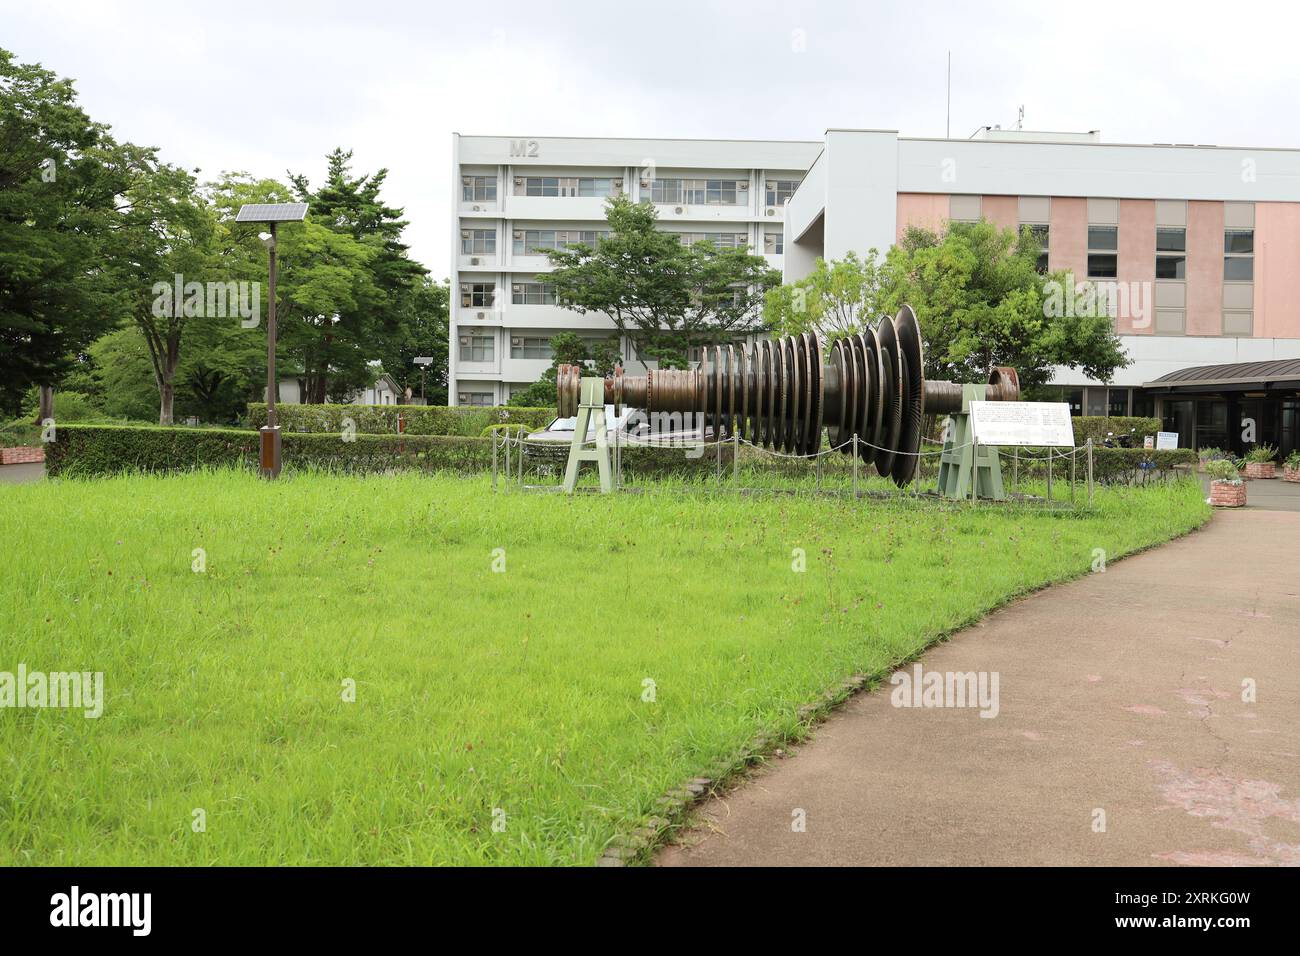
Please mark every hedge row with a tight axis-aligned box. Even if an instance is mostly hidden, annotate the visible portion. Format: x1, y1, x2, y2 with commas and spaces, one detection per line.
1070, 416, 1162, 444
44, 424, 724, 479
1013, 447, 1195, 484
244, 403, 556, 437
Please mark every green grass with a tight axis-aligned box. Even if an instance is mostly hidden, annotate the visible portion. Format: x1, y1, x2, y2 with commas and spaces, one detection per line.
0, 470, 1209, 865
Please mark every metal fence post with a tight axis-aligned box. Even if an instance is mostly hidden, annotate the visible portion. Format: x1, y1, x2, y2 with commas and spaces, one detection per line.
1047, 451, 1053, 502
503, 430, 511, 492
1087, 438, 1094, 507
852, 434, 859, 499
732, 432, 739, 490
492, 430, 499, 492
815, 446, 823, 493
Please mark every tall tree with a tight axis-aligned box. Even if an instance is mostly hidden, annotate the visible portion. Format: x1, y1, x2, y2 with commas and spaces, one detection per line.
765, 220, 1129, 392
373, 275, 450, 404
545, 196, 779, 368
0, 48, 138, 418
287, 149, 427, 401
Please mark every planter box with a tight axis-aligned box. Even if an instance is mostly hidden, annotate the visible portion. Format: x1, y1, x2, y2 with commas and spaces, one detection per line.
1210, 480, 1247, 507
1244, 461, 1276, 479
1, 446, 44, 465
1284, 465, 1300, 483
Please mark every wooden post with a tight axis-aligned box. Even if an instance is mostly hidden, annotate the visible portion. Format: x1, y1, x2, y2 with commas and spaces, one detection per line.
1047, 451, 1053, 502
1070, 445, 1077, 505
503, 429, 511, 492
816, 446, 823, 493
492, 430, 499, 491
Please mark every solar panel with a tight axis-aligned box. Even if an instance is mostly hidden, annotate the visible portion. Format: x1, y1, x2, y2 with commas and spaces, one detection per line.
236, 202, 309, 223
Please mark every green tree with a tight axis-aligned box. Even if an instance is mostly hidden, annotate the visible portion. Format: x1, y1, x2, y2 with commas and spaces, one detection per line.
0, 48, 138, 418
288, 149, 427, 402
545, 196, 779, 367
373, 276, 450, 404
506, 332, 619, 408
764, 220, 1129, 392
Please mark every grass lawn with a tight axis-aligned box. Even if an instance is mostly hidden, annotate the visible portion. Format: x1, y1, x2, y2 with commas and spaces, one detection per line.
0, 470, 1209, 865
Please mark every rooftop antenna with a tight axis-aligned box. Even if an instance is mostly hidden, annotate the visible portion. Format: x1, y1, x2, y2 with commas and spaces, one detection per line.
946, 51, 951, 137
1016, 105, 1024, 130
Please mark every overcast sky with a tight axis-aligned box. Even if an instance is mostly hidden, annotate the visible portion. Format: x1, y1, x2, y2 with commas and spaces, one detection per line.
6, 0, 1300, 274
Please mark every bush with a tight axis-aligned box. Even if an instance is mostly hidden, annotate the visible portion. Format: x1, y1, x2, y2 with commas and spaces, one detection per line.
1286, 450, 1300, 469
245, 403, 556, 437
1197, 446, 1229, 462
1013, 446, 1195, 484
1244, 443, 1278, 464
44, 423, 726, 480
1071, 416, 1161, 446
45, 424, 494, 478
1206, 458, 1240, 482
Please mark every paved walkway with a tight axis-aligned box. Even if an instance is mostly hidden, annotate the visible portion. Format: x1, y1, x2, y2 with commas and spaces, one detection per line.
0, 462, 43, 485
658, 509, 1300, 866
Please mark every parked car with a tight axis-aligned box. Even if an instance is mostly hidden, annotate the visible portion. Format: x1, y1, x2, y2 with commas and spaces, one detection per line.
522, 408, 717, 464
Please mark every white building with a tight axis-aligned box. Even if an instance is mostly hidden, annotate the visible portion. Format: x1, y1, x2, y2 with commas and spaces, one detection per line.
448, 134, 822, 406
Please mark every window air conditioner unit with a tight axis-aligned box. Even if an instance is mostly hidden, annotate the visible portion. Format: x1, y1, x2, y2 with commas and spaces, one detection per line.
470, 257, 480, 265
461, 230, 470, 238
476, 311, 486, 320
462, 177, 471, 185
766, 208, 776, 216
674, 207, 684, 214
639, 180, 650, 188
512, 284, 523, 293
513, 231, 524, 239
511, 337, 522, 346
612, 180, 622, 188
738, 182, 748, 190
514, 177, 524, 186
459, 336, 470, 345
472, 205, 481, 212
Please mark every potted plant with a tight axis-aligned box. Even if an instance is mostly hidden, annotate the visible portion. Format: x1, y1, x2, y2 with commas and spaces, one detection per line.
1242, 443, 1278, 479
1207, 458, 1246, 507
1284, 450, 1300, 483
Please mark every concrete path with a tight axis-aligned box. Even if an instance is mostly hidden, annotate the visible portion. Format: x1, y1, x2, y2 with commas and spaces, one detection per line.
658, 510, 1300, 867
0, 463, 43, 485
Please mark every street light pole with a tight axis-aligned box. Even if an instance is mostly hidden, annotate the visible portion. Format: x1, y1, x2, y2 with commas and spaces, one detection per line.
266, 221, 277, 431
237, 202, 307, 480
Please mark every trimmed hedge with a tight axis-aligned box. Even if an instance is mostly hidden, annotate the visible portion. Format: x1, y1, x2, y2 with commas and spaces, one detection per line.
45, 424, 493, 477
245, 403, 555, 437
44, 424, 727, 479
1071, 416, 1161, 445
1013, 446, 1195, 484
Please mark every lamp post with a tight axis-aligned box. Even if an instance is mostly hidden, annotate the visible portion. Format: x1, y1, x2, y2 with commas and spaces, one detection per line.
236, 202, 308, 479
414, 356, 434, 404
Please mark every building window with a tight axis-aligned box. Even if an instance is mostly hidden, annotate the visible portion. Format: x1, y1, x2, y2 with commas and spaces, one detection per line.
1087, 225, 1118, 278
644, 178, 745, 205
458, 334, 493, 363
1224, 229, 1254, 280
763, 229, 784, 255
511, 279, 556, 305
461, 228, 496, 255
462, 175, 497, 202
949, 195, 982, 222
460, 283, 495, 308
1066, 389, 1084, 416
1026, 224, 1049, 273
673, 232, 749, 250
457, 391, 494, 407
1155, 227, 1186, 279
520, 176, 620, 198
1132, 391, 1155, 418
510, 335, 552, 360
1107, 388, 1129, 417
512, 229, 607, 254
765, 179, 798, 207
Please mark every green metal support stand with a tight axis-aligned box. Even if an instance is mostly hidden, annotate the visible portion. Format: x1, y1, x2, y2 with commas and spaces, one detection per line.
562, 377, 612, 494
935, 383, 1007, 501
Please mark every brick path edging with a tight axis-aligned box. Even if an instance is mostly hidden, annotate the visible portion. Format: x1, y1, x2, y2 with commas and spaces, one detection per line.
1, 446, 44, 465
